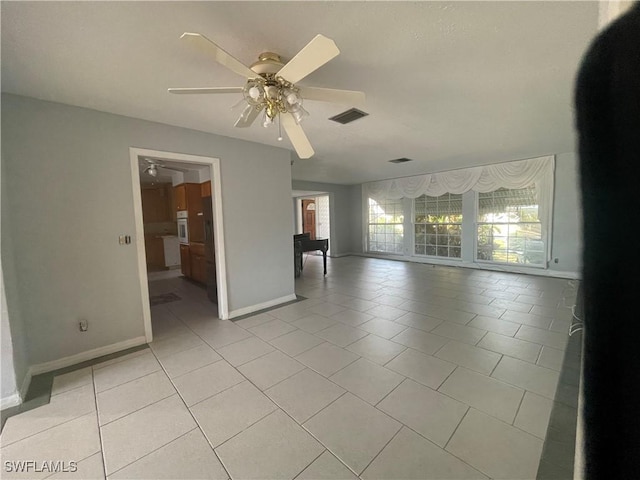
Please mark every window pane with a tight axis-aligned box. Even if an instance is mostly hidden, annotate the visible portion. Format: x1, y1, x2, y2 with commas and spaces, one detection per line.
368, 197, 404, 254
414, 193, 462, 259
476, 185, 544, 266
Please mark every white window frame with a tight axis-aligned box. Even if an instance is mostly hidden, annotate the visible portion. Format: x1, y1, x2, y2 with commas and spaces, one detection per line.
366, 197, 405, 255
412, 193, 463, 260
474, 187, 546, 269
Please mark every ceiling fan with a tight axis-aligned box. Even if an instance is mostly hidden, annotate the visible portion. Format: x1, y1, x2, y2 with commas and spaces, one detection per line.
168, 33, 365, 159
141, 158, 186, 177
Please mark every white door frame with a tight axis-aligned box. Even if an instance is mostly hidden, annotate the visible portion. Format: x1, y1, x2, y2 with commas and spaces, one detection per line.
129, 147, 229, 343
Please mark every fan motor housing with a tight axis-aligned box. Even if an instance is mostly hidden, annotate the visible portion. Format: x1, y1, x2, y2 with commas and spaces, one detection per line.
250, 52, 285, 76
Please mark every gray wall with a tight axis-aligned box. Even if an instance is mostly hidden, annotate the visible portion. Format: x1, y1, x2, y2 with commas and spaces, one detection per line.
1, 265, 17, 401
349, 184, 363, 253
1, 190, 29, 401
291, 180, 360, 255
549, 152, 582, 274
1, 94, 294, 375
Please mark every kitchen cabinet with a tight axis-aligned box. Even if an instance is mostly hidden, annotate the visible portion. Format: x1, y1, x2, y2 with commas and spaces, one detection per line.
201, 181, 212, 197
189, 243, 206, 284
141, 184, 172, 223
180, 244, 191, 277
175, 184, 187, 211
174, 183, 205, 243
144, 235, 165, 269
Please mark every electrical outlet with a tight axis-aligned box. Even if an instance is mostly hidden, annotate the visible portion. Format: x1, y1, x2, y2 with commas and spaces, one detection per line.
79, 320, 88, 332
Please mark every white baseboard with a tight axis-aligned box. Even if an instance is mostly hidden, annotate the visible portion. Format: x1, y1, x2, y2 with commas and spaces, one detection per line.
229, 294, 298, 319
354, 252, 581, 280
19, 369, 32, 402
1, 392, 21, 410
327, 252, 350, 258
28, 336, 148, 376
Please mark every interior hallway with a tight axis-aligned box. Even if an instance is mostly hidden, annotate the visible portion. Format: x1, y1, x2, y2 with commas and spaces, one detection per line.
0, 255, 578, 479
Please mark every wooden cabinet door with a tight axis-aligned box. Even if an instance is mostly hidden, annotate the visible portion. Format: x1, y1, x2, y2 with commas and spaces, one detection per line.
187, 184, 204, 243
201, 181, 212, 197
175, 184, 187, 211
180, 244, 191, 277
190, 254, 206, 284
141, 186, 171, 223
144, 236, 165, 268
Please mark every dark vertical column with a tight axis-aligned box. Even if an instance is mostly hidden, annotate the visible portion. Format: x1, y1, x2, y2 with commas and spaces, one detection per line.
575, 5, 640, 478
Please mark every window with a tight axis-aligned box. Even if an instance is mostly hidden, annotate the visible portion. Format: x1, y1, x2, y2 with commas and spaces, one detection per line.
414, 193, 463, 258
477, 186, 544, 266
367, 197, 404, 254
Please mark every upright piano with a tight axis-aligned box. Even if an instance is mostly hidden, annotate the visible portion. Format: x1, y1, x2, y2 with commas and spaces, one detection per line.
294, 233, 329, 277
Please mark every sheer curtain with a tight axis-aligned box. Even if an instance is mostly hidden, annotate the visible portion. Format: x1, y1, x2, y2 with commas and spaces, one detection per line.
363, 155, 555, 263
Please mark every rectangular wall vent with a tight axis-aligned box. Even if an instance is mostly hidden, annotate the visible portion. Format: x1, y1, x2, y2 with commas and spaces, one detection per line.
329, 108, 369, 124
389, 158, 414, 164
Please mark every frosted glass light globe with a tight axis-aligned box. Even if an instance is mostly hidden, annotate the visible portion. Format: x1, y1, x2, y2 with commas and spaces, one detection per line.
286, 93, 299, 105
248, 86, 261, 100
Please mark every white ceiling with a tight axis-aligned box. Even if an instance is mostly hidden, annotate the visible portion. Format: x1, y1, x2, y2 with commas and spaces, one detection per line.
1, 1, 598, 185
138, 157, 209, 183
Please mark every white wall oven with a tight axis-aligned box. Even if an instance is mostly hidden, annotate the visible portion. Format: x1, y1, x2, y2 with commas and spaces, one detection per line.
177, 210, 189, 245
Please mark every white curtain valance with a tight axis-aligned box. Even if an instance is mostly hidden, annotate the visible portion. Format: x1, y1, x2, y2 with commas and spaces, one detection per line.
364, 155, 554, 200
364, 155, 556, 264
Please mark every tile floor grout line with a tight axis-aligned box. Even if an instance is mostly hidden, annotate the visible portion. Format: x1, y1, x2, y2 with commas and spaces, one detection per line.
92, 368, 109, 480
106, 426, 200, 478
97, 390, 178, 429
488, 353, 504, 377
146, 344, 234, 480
373, 376, 408, 408
291, 448, 329, 480
296, 390, 349, 428
357, 422, 404, 476
0, 402, 98, 449
94, 365, 164, 396
442, 405, 471, 451
221, 344, 277, 369
511, 389, 528, 427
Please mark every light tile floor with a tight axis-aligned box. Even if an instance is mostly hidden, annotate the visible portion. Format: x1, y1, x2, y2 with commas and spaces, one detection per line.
0, 255, 578, 479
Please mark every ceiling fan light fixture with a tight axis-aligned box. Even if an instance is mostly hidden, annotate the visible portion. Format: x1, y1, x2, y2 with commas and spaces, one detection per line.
291, 105, 309, 125
248, 86, 262, 100
147, 165, 158, 177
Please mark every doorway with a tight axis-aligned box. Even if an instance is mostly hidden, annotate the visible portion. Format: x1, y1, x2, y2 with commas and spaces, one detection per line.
294, 193, 331, 255
129, 148, 229, 343
302, 199, 316, 240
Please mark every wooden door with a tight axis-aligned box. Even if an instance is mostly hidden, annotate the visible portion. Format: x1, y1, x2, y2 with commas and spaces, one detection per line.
302, 199, 316, 240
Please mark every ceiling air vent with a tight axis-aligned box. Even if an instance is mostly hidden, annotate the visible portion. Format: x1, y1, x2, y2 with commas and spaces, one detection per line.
329, 108, 369, 124
389, 158, 414, 164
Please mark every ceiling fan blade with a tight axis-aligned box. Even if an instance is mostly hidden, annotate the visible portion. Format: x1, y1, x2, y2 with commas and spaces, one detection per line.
168, 87, 244, 95
281, 113, 314, 159
180, 32, 256, 79
276, 34, 340, 84
234, 105, 260, 128
301, 87, 365, 107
